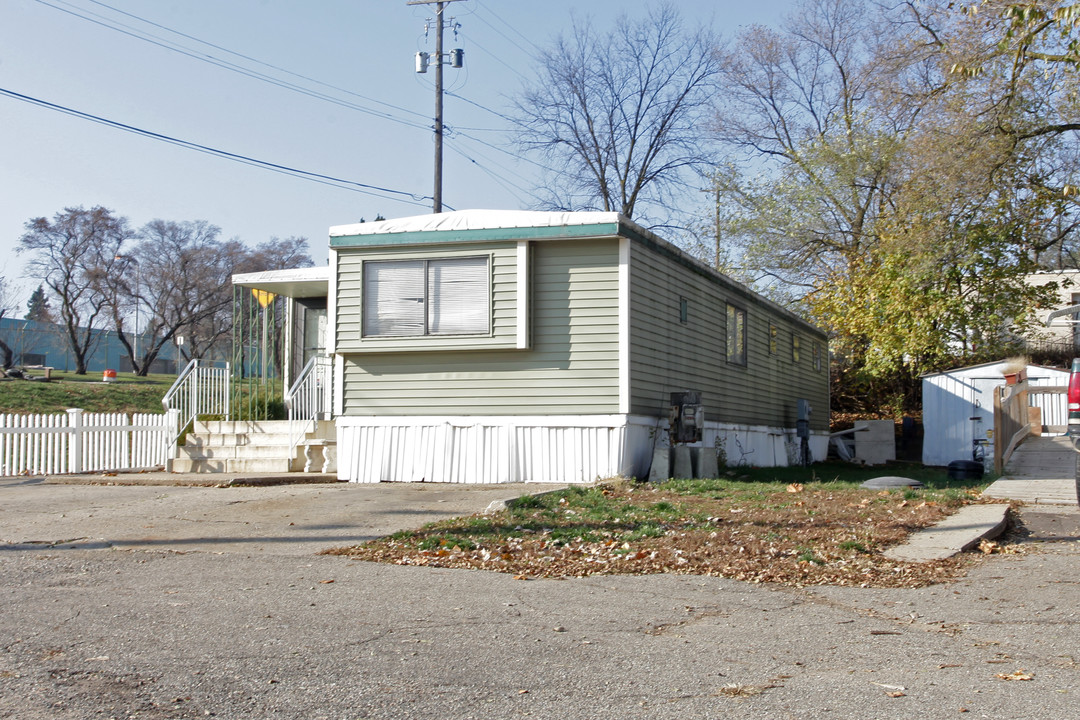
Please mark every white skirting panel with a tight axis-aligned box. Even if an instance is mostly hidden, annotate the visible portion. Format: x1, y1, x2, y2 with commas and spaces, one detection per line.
704, 422, 828, 468
336, 415, 824, 484
337, 415, 660, 484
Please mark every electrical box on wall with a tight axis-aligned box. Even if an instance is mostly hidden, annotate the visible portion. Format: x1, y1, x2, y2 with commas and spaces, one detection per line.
669, 391, 704, 444
797, 398, 812, 438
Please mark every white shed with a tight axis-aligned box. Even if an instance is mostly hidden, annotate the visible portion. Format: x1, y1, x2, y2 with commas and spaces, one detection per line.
922, 361, 1068, 467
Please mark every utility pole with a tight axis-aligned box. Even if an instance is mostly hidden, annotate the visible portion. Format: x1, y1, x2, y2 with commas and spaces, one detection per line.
408, 0, 465, 213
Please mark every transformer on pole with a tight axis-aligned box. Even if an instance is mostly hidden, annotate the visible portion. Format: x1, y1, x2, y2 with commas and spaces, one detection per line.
407, 0, 466, 213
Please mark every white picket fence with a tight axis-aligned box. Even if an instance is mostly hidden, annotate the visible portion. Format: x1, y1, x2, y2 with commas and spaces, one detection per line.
0, 408, 178, 477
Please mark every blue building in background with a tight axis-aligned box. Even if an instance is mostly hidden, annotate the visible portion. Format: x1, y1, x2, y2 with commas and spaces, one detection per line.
0, 318, 179, 374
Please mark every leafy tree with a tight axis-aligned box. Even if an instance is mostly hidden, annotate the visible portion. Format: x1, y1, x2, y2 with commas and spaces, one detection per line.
18, 206, 134, 375
512, 3, 721, 223
710, 0, 1072, 411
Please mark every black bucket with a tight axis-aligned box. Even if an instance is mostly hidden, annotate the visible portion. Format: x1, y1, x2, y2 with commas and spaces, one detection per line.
947, 459, 984, 481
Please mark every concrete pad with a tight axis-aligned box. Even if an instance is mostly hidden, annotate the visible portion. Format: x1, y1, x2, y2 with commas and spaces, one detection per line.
883, 504, 1009, 562
860, 476, 924, 489
43, 471, 339, 487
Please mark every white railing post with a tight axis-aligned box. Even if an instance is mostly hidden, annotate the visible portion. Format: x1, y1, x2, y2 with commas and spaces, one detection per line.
66, 408, 83, 474
223, 362, 231, 419
284, 354, 334, 467
165, 408, 180, 472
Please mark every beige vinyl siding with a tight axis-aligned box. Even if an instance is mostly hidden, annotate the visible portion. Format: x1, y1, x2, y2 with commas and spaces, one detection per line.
335, 242, 519, 352
342, 238, 621, 416
628, 241, 830, 431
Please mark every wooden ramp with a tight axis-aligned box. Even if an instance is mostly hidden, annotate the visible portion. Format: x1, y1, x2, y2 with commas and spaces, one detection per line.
983, 435, 1077, 506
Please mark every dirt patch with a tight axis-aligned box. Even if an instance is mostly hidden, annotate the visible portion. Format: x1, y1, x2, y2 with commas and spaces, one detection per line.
325, 479, 1000, 588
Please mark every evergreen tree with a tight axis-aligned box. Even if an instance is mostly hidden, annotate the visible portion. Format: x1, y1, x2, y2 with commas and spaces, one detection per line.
24, 284, 53, 323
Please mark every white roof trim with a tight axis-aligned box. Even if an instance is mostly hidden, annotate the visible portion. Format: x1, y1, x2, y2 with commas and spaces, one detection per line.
232, 265, 330, 298
329, 209, 622, 237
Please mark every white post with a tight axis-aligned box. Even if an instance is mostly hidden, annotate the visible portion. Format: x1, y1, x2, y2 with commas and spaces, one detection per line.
66, 408, 83, 474
165, 408, 180, 472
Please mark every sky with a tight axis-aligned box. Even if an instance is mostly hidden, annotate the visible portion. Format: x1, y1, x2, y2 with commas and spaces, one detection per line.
1, 0, 793, 307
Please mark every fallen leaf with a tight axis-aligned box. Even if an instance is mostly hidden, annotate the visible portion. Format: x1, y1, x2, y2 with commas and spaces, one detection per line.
996, 670, 1033, 681
319, 579, 335, 584
886, 691, 906, 698
787, 483, 804, 493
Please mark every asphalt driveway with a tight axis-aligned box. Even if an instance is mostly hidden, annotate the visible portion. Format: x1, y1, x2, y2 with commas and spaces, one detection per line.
2, 477, 1079, 719
0, 476, 562, 555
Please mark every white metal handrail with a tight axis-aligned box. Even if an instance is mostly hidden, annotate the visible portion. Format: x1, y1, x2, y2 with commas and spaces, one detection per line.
161, 359, 231, 460
284, 354, 333, 460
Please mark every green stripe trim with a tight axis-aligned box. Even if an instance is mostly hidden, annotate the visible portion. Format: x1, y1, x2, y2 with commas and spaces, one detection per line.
330, 222, 621, 248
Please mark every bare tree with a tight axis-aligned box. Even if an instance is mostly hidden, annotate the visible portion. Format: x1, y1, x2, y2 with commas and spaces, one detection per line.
106, 220, 238, 375
0, 276, 15, 371
176, 235, 314, 365
18, 206, 134, 375
512, 3, 721, 222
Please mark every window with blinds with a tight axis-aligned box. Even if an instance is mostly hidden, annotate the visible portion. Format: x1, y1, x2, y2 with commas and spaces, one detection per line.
726, 303, 747, 366
362, 256, 490, 337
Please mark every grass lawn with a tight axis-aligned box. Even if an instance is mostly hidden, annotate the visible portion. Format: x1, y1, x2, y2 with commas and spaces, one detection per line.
0, 371, 176, 415
325, 462, 1009, 588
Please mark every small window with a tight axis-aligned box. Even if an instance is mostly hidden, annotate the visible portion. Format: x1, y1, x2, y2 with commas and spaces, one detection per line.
792, 334, 801, 363
769, 324, 778, 355
679, 297, 688, 324
363, 256, 490, 337
726, 303, 747, 366
813, 342, 822, 371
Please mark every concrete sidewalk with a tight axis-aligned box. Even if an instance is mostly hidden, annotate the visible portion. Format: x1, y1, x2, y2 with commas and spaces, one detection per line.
883, 503, 1010, 562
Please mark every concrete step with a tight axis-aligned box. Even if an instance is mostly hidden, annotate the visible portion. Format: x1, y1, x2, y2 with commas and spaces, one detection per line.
194, 420, 297, 435
177, 444, 299, 461
184, 432, 294, 448
171, 457, 295, 474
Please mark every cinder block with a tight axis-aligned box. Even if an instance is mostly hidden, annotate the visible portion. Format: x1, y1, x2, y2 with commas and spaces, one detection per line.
694, 447, 719, 478
648, 447, 670, 482
672, 446, 693, 479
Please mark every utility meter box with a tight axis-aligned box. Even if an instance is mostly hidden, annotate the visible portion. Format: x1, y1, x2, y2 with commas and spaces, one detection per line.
797, 399, 812, 439
669, 391, 704, 444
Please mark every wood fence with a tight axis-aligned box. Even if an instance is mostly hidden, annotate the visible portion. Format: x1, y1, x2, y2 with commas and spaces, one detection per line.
0, 408, 178, 477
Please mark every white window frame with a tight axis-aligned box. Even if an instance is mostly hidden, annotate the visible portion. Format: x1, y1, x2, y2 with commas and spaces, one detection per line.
362, 256, 491, 338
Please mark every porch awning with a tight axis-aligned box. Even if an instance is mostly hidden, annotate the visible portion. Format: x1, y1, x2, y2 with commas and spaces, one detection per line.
232, 266, 329, 299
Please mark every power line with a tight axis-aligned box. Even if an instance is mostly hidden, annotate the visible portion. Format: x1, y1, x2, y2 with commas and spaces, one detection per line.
82, 0, 431, 121
0, 86, 433, 207
473, 1, 542, 54
34, 0, 432, 131
450, 123, 558, 175
458, 31, 531, 84
444, 138, 533, 202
